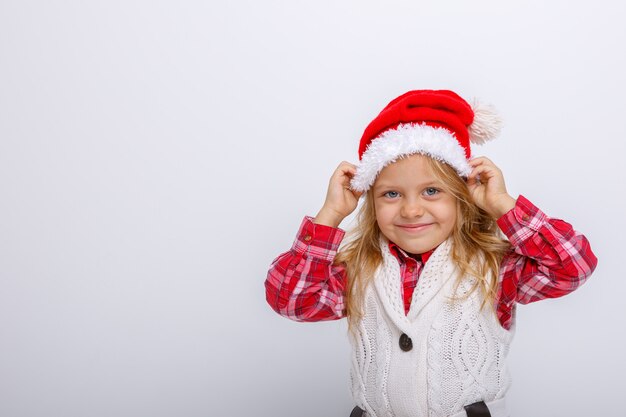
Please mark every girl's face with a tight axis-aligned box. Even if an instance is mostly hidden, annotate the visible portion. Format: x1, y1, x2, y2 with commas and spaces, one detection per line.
372, 154, 457, 255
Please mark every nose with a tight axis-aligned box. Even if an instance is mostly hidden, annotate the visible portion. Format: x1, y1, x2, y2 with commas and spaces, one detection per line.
400, 197, 424, 218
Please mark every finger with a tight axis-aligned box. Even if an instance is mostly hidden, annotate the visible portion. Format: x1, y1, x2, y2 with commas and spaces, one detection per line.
338, 169, 357, 186
468, 156, 486, 167
470, 161, 500, 177
340, 174, 353, 190
332, 167, 356, 183
468, 165, 489, 181
466, 176, 479, 188
337, 163, 357, 177
467, 175, 485, 189
467, 166, 496, 185
468, 156, 494, 167
338, 161, 358, 171
349, 188, 364, 199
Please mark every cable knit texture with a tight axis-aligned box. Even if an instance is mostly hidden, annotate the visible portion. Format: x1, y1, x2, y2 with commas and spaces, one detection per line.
350, 237, 513, 417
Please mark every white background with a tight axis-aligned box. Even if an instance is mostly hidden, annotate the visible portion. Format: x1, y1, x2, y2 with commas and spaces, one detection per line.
1, 1, 624, 416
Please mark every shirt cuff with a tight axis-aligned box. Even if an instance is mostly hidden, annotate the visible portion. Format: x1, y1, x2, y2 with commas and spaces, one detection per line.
497, 195, 548, 246
291, 216, 346, 262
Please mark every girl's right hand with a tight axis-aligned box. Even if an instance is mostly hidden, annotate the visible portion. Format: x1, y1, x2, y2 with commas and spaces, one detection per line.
313, 161, 363, 228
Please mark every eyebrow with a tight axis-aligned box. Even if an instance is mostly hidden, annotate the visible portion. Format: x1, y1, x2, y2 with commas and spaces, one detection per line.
373, 180, 442, 191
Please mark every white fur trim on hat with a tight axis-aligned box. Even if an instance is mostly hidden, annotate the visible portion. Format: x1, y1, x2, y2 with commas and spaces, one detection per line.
350, 123, 472, 192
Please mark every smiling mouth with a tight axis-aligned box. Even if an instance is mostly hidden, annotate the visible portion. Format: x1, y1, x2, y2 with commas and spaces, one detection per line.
396, 223, 433, 232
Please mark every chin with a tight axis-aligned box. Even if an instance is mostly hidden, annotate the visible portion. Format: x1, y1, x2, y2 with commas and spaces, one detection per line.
399, 238, 444, 255
398, 243, 433, 255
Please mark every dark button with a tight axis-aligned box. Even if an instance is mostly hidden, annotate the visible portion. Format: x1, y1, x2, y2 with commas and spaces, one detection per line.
399, 333, 413, 351
349, 406, 365, 417
464, 400, 491, 417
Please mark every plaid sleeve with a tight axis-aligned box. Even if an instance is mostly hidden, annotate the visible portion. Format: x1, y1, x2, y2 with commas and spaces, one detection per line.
265, 216, 348, 322
496, 195, 598, 327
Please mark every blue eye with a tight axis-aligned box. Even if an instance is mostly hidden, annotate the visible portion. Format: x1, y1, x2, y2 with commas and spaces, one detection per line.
384, 191, 400, 198
423, 187, 439, 196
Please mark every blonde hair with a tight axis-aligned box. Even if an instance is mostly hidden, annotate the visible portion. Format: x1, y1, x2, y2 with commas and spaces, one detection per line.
335, 156, 512, 332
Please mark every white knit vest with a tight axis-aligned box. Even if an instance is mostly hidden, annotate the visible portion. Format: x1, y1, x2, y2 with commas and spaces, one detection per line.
349, 237, 514, 417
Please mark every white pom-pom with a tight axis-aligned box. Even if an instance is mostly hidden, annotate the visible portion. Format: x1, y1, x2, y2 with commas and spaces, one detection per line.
468, 100, 502, 144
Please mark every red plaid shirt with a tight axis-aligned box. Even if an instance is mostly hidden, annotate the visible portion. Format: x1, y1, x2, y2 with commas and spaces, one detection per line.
265, 195, 597, 329
388, 243, 434, 315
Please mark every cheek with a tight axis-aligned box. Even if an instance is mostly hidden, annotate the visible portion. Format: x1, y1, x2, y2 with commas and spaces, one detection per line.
436, 200, 457, 226
374, 204, 394, 224
445, 208, 458, 229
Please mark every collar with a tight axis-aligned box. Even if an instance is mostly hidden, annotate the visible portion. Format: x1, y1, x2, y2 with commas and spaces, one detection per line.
388, 241, 436, 264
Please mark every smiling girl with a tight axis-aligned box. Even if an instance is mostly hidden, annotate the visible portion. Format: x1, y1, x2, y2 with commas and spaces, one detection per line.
265, 90, 597, 417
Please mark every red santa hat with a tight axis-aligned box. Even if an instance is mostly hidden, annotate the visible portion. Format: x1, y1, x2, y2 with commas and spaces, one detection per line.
350, 89, 502, 192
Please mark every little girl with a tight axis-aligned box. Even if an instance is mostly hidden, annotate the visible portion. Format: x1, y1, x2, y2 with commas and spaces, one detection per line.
265, 90, 597, 417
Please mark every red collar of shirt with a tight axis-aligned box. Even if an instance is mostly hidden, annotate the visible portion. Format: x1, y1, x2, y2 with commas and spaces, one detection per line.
388, 241, 435, 264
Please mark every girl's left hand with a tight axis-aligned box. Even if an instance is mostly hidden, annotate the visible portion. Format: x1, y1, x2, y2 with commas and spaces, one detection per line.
467, 156, 517, 219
